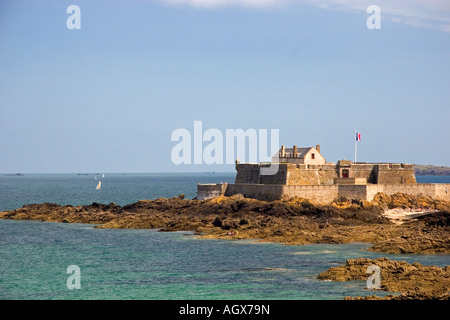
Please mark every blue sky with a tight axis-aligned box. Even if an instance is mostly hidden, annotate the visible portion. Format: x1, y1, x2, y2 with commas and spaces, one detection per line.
0, 0, 449, 173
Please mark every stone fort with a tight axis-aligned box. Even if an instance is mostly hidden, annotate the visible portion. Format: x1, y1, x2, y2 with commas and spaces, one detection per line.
197, 144, 450, 203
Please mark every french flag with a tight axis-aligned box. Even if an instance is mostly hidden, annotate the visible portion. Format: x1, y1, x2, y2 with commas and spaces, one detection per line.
356, 131, 361, 141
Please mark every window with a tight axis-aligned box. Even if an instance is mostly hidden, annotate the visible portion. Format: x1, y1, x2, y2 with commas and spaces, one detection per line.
311, 153, 315, 159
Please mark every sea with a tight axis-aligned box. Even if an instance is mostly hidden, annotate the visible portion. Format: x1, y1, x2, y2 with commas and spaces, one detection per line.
0, 173, 449, 300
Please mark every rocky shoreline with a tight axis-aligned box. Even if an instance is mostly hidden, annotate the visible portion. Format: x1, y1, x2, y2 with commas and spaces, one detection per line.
1, 192, 449, 299
1, 192, 448, 254
317, 258, 450, 300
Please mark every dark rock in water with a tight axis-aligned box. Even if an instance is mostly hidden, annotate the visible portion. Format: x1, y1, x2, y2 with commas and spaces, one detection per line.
318, 258, 450, 300
107, 202, 120, 210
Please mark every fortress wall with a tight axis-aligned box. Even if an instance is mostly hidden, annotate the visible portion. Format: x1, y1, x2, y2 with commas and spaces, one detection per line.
235, 163, 289, 184
378, 184, 450, 201
317, 168, 338, 185
365, 185, 385, 202
287, 167, 336, 185
224, 184, 339, 203
260, 164, 289, 184
281, 185, 339, 203
224, 184, 284, 202
337, 185, 369, 201
287, 169, 320, 185
350, 165, 376, 183
346, 164, 416, 184
197, 184, 228, 200
208, 183, 450, 203
402, 164, 414, 170
235, 164, 261, 184
235, 162, 417, 186
376, 167, 417, 184
307, 164, 336, 170
435, 184, 450, 201
380, 184, 435, 196
353, 164, 376, 170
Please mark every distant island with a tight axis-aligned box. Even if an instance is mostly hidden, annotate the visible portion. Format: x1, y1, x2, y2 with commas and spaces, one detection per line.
4, 173, 24, 176
414, 164, 450, 176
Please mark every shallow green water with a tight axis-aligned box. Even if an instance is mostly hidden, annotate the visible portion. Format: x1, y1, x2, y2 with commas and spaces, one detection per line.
1, 173, 448, 300
1, 220, 449, 300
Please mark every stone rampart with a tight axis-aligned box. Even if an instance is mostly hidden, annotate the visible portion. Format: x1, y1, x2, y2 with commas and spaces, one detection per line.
197, 183, 228, 200
200, 183, 450, 203
224, 184, 284, 202
235, 162, 416, 186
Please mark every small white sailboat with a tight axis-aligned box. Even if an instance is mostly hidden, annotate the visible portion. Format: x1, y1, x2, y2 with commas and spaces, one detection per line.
96, 181, 102, 190
102, 174, 105, 178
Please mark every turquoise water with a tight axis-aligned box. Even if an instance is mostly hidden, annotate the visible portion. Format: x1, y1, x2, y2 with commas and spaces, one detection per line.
0, 174, 449, 300
1, 219, 448, 300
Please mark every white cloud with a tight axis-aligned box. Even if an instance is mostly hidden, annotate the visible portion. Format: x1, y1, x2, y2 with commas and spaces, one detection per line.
306, 0, 450, 33
160, 0, 450, 33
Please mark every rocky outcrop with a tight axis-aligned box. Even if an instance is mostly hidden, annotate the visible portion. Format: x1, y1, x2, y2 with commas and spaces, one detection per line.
2, 194, 449, 300
317, 258, 450, 300
0, 194, 449, 254
371, 192, 450, 211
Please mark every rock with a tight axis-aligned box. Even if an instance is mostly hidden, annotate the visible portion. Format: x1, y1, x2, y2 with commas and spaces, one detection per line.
212, 217, 222, 228
239, 219, 249, 225
317, 258, 450, 300
0, 197, 448, 254
2, 195, 448, 300
372, 192, 450, 211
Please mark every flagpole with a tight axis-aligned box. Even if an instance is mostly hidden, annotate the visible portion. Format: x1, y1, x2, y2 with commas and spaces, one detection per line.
354, 131, 357, 164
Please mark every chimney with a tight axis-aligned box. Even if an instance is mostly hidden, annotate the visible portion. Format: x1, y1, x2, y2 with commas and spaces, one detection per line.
293, 145, 298, 158
315, 144, 321, 154
280, 145, 285, 157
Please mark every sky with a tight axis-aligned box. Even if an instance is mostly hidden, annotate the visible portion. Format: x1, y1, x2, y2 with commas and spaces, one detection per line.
0, 0, 449, 173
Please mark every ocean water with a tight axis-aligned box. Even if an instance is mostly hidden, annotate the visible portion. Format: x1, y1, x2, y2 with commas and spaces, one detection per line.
416, 176, 450, 184
0, 174, 449, 300
1, 220, 449, 300
0, 173, 236, 212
